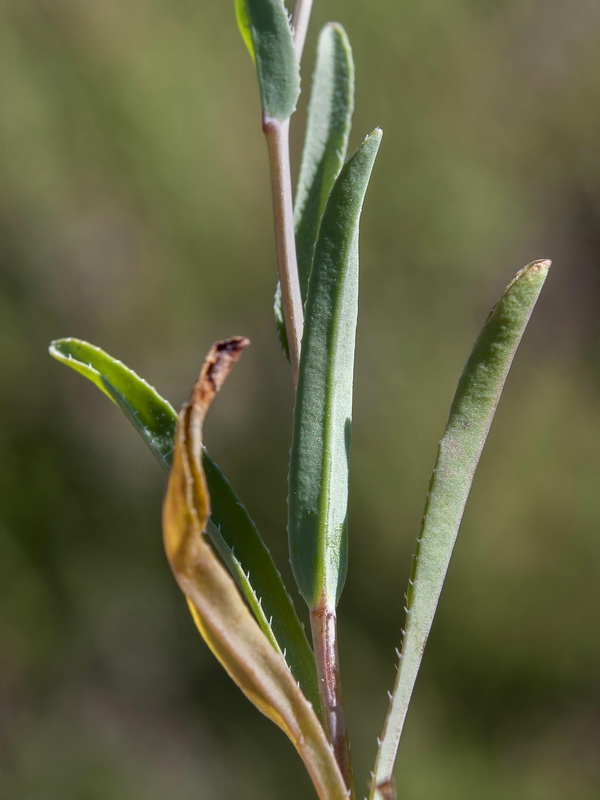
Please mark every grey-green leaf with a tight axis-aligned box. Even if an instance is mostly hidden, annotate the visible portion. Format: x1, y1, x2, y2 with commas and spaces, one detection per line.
295, 23, 354, 300
288, 129, 382, 611
49, 338, 318, 707
235, 0, 300, 121
370, 259, 551, 796
275, 23, 355, 355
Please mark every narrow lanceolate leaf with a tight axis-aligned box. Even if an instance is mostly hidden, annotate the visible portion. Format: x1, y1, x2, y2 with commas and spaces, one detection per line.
288, 130, 382, 610
370, 260, 551, 799
275, 23, 355, 354
295, 23, 354, 299
235, 0, 300, 121
163, 339, 348, 800
49, 338, 318, 707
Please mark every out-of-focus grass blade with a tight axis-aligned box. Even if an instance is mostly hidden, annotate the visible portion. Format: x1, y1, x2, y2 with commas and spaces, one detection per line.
235, 0, 300, 122
49, 337, 318, 707
370, 260, 551, 799
163, 339, 348, 800
288, 129, 382, 611
275, 23, 354, 355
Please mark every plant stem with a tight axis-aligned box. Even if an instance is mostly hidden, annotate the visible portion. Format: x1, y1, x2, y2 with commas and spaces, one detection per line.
263, 116, 303, 385
288, 6, 353, 789
262, 0, 314, 388
310, 605, 355, 799
291, 0, 313, 61
268, 1, 353, 791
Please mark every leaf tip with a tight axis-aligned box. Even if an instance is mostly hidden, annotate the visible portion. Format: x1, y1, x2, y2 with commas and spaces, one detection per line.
364, 127, 383, 148
324, 20, 348, 38
48, 338, 73, 362
508, 258, 551, 291
191, 336, 250, 414
523, 258, 551, 276
235, 0, 256, 63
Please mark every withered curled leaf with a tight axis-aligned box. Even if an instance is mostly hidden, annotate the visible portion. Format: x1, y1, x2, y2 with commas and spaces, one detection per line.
162, 338, 348, 800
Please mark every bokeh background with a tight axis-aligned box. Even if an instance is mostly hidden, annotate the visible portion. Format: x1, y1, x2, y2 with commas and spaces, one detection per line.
1, 1, 599, 798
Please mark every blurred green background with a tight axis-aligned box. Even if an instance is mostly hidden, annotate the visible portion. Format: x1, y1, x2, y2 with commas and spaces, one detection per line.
1, 1, 599, 798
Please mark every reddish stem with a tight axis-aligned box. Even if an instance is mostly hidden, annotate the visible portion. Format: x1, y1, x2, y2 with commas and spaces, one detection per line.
310, 605, 355, 798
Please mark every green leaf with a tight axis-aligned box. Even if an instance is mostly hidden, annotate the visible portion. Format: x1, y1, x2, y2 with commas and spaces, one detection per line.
163, 339, 348, 800
288, 129, 382, 610
370, 259, 551, 797
49, 337, 318, 707
202, 456, 319, 708
295, 23, 354, 300
50, 338, 176, 470
235, 0, 300, 121
275, 23, 355, 354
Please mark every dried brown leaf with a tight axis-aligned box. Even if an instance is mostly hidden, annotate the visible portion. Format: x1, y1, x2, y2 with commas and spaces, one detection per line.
162, 338, 348, 800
